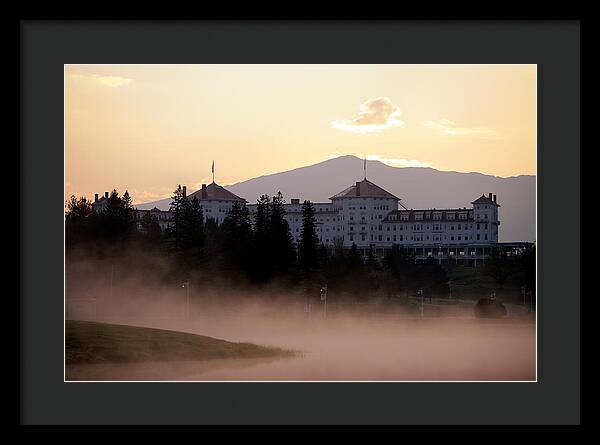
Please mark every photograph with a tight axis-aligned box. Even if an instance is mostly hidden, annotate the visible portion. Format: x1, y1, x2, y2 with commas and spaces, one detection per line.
64, 63, 537, 382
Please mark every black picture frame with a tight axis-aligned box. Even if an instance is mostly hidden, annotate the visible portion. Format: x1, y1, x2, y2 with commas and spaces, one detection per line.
20, 20, 580, 425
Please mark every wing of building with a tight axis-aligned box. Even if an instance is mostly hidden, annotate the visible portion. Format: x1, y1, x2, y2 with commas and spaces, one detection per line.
96, 176, 516, 263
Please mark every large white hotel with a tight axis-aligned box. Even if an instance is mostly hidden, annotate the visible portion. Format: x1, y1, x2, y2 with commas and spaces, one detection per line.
94, 176, 510, 264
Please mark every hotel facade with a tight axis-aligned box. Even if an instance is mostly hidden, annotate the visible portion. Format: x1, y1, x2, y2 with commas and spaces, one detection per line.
94, 177, 518, 264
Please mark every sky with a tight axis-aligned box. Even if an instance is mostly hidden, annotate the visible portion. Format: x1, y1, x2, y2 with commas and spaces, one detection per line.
65, 64, 536, 204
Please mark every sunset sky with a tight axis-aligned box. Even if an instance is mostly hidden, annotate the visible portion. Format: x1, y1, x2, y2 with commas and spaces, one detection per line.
65, 64, 536, 204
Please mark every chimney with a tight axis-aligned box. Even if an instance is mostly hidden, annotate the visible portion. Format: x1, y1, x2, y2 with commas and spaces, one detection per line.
182, 186, 187, 198
356, 182, 361, 196
201, 184, 207, 199
493, 194, 497, 203
488, 193, 492, 200
94, 193, 99, 202
104, 191, 109, 199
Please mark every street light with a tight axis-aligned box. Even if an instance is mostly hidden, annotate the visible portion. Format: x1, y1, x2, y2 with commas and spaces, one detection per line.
182, 280, 190, 321
320, 284, 328, 319
418, 288, 424, 318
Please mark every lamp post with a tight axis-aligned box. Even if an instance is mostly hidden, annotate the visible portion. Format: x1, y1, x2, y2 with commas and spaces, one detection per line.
418, 288, 424, 318
182, 280, 190, 321
320, 284, 328, 319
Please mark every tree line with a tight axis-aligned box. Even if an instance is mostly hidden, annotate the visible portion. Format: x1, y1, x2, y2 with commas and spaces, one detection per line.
65, 186, 534, 303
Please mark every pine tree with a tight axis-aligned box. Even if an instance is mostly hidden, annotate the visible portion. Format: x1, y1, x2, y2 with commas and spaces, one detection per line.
270, 191, 295, 274
180, 196, 205, 250
99, 189, 133, 242
252, 194, 272, 280
141, 212, 162, 241
120, 190, 135, 234
65, 195, 93, 220
222, 200, 253, 273
65, 195, 93, 247
168, 184, 185, 250
298, 200, 319, 273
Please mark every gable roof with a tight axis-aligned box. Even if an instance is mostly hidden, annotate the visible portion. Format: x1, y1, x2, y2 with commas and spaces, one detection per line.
330, 179, 400, 201
187, 182, 245, 202
471, 194, 500, 207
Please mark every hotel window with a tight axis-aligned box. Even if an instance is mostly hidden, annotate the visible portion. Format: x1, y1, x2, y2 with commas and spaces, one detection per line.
378, 235, 382, 241
485, 234, 488, 240
361, 234, 365, 241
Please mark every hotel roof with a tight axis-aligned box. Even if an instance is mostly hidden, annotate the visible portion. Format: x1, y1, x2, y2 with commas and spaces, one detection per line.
471, 194, 500, 207
329, 179, 400, 201
187, 182, 245, 202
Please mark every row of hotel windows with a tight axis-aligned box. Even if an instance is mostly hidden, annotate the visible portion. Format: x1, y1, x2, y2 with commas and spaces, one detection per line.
347, 233, 489, 242
293, 223, 490, 233
389, 212, 471, 221
349, 214, 385, 221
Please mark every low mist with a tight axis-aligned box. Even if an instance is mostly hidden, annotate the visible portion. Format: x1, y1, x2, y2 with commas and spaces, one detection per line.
65, 248, 535, 381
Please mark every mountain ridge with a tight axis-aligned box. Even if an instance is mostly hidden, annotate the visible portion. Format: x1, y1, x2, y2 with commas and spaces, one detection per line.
136, 155, 535, 242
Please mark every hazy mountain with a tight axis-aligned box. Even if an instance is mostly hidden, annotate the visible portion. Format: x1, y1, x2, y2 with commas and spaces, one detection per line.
137, 155, 535, 242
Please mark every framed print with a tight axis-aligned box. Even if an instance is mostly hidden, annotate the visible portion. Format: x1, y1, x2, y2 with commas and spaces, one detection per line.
21, 20, 580, 425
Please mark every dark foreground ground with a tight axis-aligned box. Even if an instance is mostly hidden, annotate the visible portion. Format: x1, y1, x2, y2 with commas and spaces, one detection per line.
66, 320, 295, 370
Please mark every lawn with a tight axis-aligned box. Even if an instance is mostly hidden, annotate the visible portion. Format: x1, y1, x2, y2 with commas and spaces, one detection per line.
66, 320, 296, 364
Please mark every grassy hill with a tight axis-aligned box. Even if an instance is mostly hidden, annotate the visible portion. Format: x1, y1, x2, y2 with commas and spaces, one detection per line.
66, 320, 295, 364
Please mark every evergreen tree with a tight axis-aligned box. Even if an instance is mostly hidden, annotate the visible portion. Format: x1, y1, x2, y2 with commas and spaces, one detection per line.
298, 200, 319, 273
180, 196, 205, 251
65, 195, 93, 220
347, 242, 363, 271
65, 195, 94, 247
269, 191, 295, 274
251, 194, 272, 280
99, 189, 134, 242
168, 185, 185, 250
221, 200, 253, 273
141, 212, 162, 241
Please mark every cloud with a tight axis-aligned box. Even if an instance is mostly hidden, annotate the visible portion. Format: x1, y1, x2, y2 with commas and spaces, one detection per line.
70, 73, 133, 88
326, 153, 433, 169
366, 154, 433, 169
331, 97, 404, 134
423, 119, 496, 138
130, 189, 173, 204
